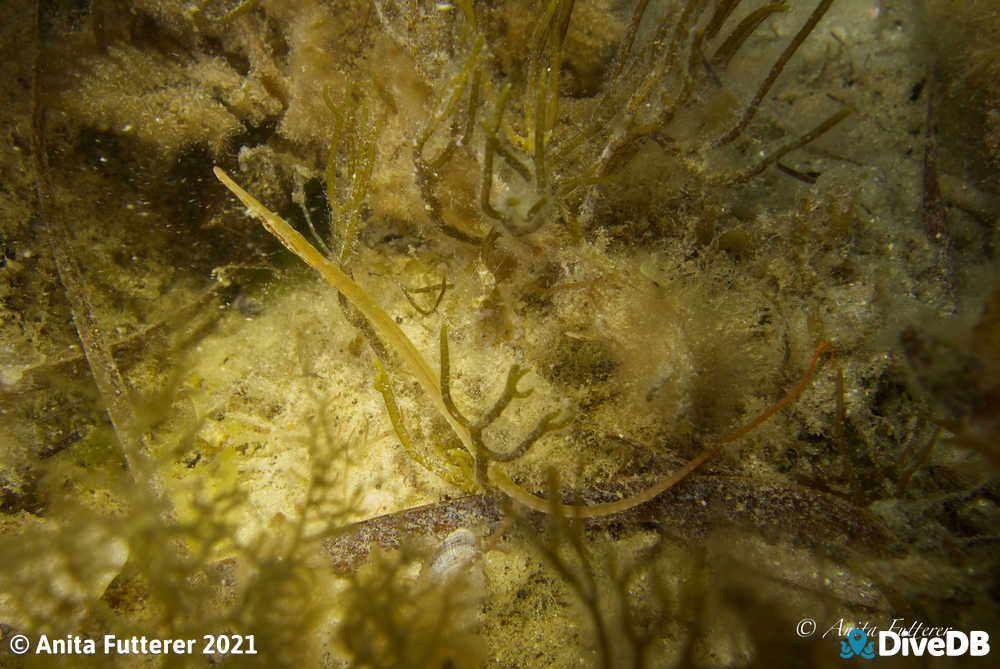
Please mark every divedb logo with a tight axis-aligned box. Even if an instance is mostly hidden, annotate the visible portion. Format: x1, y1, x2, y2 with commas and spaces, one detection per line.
878, 630, 990, 658
838, 628, 990, 659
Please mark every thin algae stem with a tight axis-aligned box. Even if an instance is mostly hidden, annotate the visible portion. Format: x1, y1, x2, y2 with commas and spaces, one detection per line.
716, 0, 835, 146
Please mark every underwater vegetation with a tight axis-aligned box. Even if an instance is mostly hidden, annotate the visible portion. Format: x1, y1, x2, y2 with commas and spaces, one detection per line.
2, 0, 1000, 667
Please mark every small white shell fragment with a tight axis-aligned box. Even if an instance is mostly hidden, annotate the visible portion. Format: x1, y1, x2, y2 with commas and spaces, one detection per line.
424, 528, 479, 584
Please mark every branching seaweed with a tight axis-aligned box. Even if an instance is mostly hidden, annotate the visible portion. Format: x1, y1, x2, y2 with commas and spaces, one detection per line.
215, 167, 834, 518
380, 0, 851, 242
